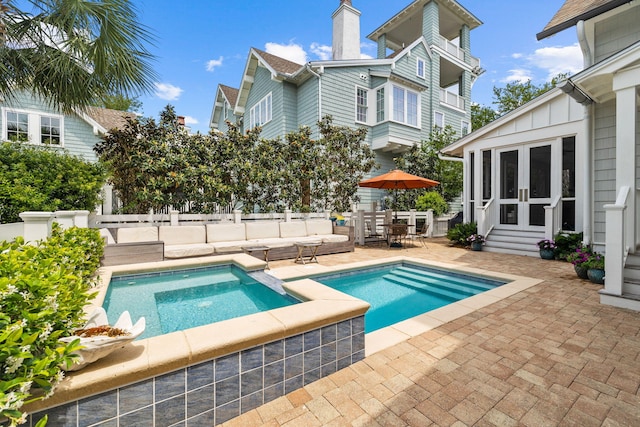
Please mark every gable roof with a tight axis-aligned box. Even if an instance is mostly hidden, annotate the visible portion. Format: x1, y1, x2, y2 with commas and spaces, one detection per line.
78, 107, 134, 135
252, 48, 304, 75
537, 0, 630, 40
219, 84, 239, 108
210, 84, 240, 129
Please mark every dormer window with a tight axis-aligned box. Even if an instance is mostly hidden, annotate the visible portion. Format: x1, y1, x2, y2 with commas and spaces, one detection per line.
249, 92, 272, 128
416, 58, 425, 79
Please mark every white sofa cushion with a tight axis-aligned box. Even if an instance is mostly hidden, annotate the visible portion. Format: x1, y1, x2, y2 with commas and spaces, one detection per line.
315, 234, 349, 243
159, 225, 206, 245
245, 221, 280, 240
164, 243, 214, 258
206, 223, 246, 243
279, 221, 308, 238
117, 226, 158, 243
305, 220, 333, 236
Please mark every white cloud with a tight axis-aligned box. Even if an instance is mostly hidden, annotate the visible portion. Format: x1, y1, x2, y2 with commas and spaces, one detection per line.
310, 42, 332, 60
183, 116, 199, 125
511, 53, 523, 59
265, 42, 307, 64
527, 43, 583, 79
206, 56, 224, 72
154, 82, 183, 101
502, 69, 533, 83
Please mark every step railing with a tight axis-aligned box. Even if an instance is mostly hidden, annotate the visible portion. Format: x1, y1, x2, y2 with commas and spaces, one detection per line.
544, 195, 561, 240
603, 186, 630, 296
477, 198, 495, 238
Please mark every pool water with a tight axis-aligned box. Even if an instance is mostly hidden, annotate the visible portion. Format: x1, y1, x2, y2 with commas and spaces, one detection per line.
313, 263, 506, 333
104, 265, 298, 339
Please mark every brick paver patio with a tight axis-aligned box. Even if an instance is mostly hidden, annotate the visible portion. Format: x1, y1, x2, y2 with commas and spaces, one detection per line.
221, 238, 640, 426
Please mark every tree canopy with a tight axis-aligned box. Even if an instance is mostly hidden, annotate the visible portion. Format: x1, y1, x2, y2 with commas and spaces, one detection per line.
0, 0, 156, 113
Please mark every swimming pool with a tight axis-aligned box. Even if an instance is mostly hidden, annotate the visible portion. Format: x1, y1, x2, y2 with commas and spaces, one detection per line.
310, 263, 507, 333
104, 264, 299, 339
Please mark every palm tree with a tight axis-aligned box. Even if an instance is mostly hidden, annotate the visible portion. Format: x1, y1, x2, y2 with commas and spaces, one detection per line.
0, 0, 156, 113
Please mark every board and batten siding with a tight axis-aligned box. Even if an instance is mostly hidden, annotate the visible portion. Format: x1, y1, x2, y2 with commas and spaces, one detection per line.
1, 91, 100, 162
593, 4, 640, 63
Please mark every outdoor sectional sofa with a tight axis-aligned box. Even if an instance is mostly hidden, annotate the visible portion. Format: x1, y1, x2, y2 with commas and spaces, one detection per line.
101, 220, 354, 265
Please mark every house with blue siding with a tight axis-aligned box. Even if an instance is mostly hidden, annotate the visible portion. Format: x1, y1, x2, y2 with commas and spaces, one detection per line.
210, 0, 483, 206
443, 0, 640, 311
1, 90, 132, 163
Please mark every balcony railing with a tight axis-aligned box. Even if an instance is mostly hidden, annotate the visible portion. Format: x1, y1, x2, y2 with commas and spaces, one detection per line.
438, 36, 480, 68
439, 89, 465, 110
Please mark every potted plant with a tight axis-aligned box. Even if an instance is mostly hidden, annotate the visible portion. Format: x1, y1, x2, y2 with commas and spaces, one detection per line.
584, 252, 605, 284
566, 245, 592, 279
536, 239, 556, 260
467, 233, 485, 251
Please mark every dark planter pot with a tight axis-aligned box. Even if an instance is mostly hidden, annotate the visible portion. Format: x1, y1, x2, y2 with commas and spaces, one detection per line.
587, 268, 605, 284
539, 248, 555, 260
471, 242, 483, 251
574, 265, 589, 280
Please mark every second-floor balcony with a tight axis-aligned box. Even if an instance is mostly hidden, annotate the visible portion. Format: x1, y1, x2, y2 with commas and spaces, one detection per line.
440, 89, 465, 110
438, 36, 480, 69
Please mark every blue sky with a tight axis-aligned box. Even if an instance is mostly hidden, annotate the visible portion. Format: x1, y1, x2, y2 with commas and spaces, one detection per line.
135, 0, 582, 134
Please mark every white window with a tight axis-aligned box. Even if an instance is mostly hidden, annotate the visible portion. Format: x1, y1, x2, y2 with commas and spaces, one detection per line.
249, 92, 272, 128
356, 87, 368, 123
3, 109, 63, 145
461, 120, 471, 136
416, 58, 425, 79
376, 87, 385, 122
392, 85, 419, 127
434, 111, 444, 129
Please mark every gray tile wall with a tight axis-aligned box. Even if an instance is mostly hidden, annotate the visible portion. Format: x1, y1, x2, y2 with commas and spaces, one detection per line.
29, 316, 365, 427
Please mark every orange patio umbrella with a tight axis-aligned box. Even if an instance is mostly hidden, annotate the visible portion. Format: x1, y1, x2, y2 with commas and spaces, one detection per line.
358, 169, 439, 220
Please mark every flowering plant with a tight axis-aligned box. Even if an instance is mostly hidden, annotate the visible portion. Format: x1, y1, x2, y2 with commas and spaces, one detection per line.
467, 233, 485, 244
566, 245, 593, 267
537, 239, 556, 250
584, 252, 605, 270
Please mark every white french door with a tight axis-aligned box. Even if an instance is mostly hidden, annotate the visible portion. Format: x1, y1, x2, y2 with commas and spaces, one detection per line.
497, 142, 552, 231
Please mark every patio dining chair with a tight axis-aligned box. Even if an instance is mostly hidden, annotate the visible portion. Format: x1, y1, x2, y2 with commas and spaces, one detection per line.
407, 222, 430, 248
365, 221, 385, 245
387, 223, 408, 248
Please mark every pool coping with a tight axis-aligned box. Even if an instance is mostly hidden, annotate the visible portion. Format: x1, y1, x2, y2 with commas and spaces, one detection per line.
267, 256, 542, 356
26, 254, 370, 413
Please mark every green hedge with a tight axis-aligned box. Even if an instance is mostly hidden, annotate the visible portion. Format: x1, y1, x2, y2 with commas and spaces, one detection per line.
0, 224, 103, 426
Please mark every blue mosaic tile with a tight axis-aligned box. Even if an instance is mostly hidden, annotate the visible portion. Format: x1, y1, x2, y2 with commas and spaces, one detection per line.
155, 370, 186, 402
186, 409, 215, 427
118, 405, 153, 427
264, 339, 284, 364
264, 359, 284, 388
352, 332, 365, 353
321, 361, 337, 377
321, 324, 337, 344
31, 404, 77, 427
241, 367, 263, 397
353, 350, 365, 363
304, 368, 321, 385
337, 356, 351, 371
321, 342, 337, 365
215, 375, 239, 407
119, 379, 153, 415
303, 329, 320, 350
303, 347, 321, 371
285, 354, 303, 380
264, 382, 284, 403
187, 361, 214, 391
337, 337, 351, 360
186, 384, 214, 419
337, 320, 351, 339
285, 375, 303, 394
78, 390, 117, 426
215, 353, 239, 382
352, 316, 364, 334
215, 400, 240, 425
241, 390, 263, 412
241, 346, 264, 372
154, 394, 185, 427
285, 334, 303, 356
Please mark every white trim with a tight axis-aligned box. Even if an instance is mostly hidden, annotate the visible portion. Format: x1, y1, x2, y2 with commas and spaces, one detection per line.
391, 84, 420, 128
355, 85, 368, 124
416, 57, 426, 79
249, 92, 272, 129
2, 107, 64, 147
434, 111, 444, 129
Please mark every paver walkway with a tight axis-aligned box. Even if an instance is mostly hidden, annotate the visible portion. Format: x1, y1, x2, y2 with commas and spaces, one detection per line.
221, 238, 640, 426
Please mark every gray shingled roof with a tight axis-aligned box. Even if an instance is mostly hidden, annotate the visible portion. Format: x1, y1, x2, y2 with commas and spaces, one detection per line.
253, 48, 304, 75
85, 107, 135, 132
219, 84, 239, 107
537, 0, 629, 40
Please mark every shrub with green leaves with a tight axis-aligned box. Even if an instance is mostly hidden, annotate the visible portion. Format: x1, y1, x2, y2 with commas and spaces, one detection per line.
415, 191, 449, 217
446, 221, 477, 246
553, 232, 583, 260
0, 224, 103, 426
0, 142, 106, 224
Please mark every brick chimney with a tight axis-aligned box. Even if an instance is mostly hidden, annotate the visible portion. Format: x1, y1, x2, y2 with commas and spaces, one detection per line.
332, 0, 361, 60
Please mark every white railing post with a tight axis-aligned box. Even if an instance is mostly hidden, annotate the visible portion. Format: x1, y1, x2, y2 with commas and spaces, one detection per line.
544, 207, 554, 240
284, 209, 292, 222
170, 210, 180, 226
604, 204, 625, 295
74, 210, 89, 228
19, 211, 55, 243
357, 210, 365, 245
54, 211, 76, 229
324, 209, 331, 220
409, 209, 416, 229
233, 210, 242, 224
426, 210, 434, 237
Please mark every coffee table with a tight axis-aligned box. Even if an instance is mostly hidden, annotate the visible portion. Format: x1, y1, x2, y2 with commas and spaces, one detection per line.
294, 241, 322, 264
